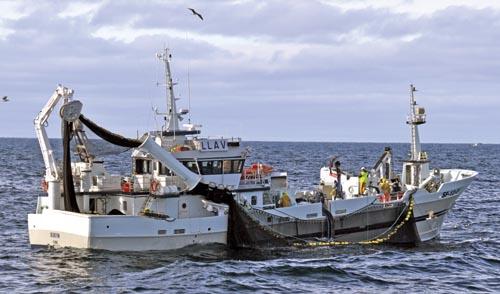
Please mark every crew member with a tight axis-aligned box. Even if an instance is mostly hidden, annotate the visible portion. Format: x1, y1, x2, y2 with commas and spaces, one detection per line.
391, 177, 402, 193
334, 161, 344, 199
278, 191, 291, 207
359, 167, 369, 195
379, 177, 391, 202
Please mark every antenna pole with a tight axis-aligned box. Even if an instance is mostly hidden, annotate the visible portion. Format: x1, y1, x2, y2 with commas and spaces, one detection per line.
188, 63, 192, 124
157, 48, 179, 134
408, 84, 423, 161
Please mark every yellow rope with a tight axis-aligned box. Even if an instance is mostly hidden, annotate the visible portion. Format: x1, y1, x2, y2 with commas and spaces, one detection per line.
293, 197, 415, 247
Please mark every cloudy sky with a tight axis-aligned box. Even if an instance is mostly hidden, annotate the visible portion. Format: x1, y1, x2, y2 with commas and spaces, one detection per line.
0, 0, 498, 143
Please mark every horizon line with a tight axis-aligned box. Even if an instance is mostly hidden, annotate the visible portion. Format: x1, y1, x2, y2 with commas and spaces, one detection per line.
0, 136, 496, 145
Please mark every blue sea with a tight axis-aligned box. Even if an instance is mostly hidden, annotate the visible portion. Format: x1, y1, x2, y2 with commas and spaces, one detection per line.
0, 138, 498, 293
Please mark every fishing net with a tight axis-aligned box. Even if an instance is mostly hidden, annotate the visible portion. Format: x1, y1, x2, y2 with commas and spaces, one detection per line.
68, 115, 142, 175
62, 120, 80, 213
190, 183, 294, 248
79, 114, 141, 148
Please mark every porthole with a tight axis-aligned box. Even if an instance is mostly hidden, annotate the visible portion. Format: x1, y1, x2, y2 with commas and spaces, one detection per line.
181, 203, 187, 209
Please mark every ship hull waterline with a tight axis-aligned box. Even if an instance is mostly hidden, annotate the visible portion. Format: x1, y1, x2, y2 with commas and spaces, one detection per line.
28, 210, 227, 251
390, 172, 476, 244
241, 201, 417, 245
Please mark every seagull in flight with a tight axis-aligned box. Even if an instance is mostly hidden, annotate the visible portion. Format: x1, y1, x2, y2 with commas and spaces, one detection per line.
2, 96, 8, 102
188, 8, 203, 20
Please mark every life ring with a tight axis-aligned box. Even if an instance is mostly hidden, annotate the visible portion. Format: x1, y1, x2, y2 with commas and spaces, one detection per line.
150, 180, 160, 193
41, 179, 48, 192
121, 181, 131, 193
348, 185, 355, 194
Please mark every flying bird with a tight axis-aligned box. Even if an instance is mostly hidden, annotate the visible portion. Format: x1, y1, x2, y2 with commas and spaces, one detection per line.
188, 8, 203, 20
2, 96, 8, 102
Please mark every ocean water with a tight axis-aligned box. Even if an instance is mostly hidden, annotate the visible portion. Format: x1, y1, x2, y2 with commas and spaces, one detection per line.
0, 138, 498, 293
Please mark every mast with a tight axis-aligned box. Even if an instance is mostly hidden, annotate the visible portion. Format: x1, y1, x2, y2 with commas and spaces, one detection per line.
404, 84, 429, 186
154, 47, 199, 138
187, 63, 192, 124
156, 48, 180, 133
408, 84, 422, 161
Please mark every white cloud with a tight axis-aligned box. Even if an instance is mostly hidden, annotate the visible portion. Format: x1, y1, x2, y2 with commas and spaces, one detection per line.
92, 23, 308, 65
321, 0, 500, 17
0, 0, 39, 40
0, 24, 14, 40
0, 1, 34, 21
58, 1, 105, 21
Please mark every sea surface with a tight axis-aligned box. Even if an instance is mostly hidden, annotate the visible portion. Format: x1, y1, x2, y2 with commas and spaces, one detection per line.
0, 138, 498, 293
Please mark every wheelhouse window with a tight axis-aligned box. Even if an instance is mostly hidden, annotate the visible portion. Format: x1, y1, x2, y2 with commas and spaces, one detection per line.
233, 159, 244, 173
181, 161, 199, 174
134, 159, 151, 174
200, 160, 222, 175
158, 162, 174, 176
222, 159, 245, 174
223, 160, 232, 174
184, 159, 245, 175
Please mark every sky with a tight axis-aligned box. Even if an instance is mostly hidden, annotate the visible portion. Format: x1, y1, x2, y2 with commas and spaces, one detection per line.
0, 0, 498, 143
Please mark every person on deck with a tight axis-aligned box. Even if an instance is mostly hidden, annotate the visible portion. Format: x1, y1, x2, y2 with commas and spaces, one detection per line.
379, 177, 391, 202
391, 177, 402, 193
334, 161, 344, 199
359, 167, 369, 195
278, 191, 291, 207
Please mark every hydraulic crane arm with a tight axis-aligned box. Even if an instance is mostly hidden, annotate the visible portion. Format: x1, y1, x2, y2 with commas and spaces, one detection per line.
34, 85, 74, 180
372, 147, 393, 180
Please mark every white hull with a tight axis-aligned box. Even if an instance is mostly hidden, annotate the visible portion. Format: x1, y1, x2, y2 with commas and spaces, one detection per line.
411, 170, 476, 242
28, 210, 227, 251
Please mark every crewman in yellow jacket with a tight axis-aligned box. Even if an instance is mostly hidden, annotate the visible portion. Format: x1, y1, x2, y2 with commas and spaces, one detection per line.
379, 177, 391, 202
359, 167, 369, 195
279, 192, 291, 207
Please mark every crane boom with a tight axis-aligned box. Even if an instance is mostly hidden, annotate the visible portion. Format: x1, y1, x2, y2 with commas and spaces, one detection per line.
34, 85, 74, 180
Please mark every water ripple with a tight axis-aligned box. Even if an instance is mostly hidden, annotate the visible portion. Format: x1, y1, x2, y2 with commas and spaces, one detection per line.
0, 139, 499, 293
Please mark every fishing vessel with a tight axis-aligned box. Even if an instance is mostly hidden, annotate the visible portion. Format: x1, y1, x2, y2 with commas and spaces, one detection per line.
28, 47, 476, 250
318, 85, 478, 243
231, 85, 478, 246
28, 48, 246, 251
